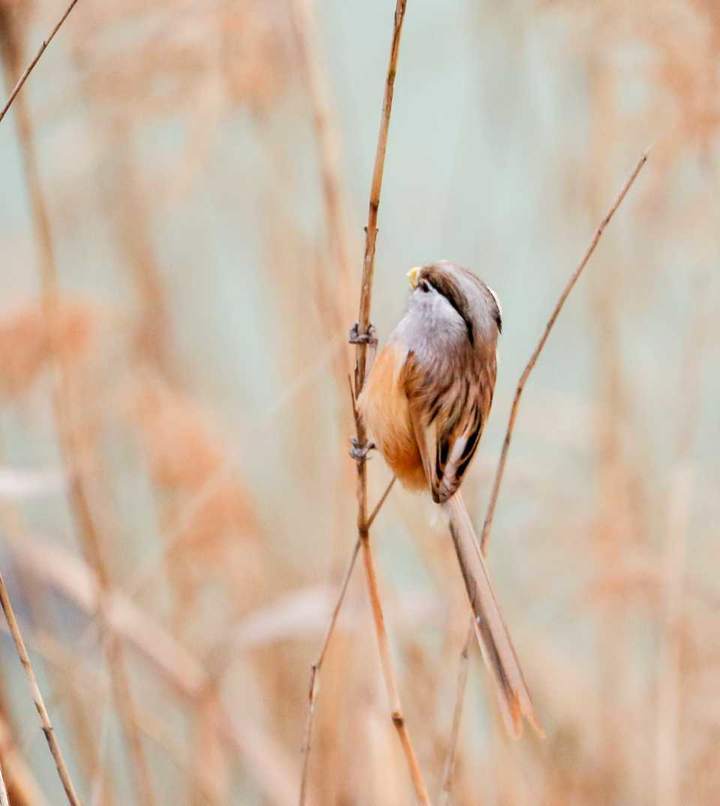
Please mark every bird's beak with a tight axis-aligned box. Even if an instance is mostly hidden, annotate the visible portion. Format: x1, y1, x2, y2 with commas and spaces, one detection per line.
407, 266, 421, 288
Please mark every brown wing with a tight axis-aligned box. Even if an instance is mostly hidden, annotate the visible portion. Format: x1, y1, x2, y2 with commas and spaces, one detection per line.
402, 350, 496, 504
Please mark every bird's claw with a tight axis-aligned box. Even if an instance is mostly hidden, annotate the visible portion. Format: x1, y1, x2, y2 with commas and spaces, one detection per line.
350, 438, 375, 461
348, 322, 377, 346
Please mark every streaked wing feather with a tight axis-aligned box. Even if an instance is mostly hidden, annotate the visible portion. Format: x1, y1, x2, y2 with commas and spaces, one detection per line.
402, 350, 495, 503
407, 400, 436, 492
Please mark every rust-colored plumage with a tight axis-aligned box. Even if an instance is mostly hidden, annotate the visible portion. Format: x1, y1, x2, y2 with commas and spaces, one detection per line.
360, 342, 427, 490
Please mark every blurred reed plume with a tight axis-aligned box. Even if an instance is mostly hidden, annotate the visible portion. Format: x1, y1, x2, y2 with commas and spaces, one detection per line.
0, 0, 719, 804
0, 300, 96, 399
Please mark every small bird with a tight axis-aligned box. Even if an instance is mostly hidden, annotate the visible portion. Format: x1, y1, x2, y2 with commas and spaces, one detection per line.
359, 260, 540, 737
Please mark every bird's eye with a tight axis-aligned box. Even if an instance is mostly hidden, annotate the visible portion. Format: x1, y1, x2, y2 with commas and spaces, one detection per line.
419, 279, 431, 293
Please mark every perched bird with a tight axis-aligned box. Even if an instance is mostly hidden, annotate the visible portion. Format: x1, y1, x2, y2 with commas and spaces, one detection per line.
359, 260, 540, 737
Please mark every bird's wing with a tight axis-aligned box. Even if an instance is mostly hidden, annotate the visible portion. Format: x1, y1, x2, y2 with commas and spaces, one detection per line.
402, 350, 495, 504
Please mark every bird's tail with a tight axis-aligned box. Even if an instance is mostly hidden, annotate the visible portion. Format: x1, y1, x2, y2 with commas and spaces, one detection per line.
443, 492, 542, 739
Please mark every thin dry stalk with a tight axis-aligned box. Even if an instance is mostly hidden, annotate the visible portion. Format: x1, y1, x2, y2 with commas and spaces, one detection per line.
1, 20, 155, 806
295, 0, 426, 796
438, 150, 650, 801
9, 534, 302, 806
361, 534, 429, 801
480, 150, 649, 554
0, 488, 100, 788
350, 400, 430, 804
438, 624, 472, 806
298, 0, 426, 800
348, 1, 431, 801
298, 476, 394, 805
298, 537, 360, 806
0, 0, 80, 124
367, 476, 397, 530
0, 574, 80, 806
354, 0, 407, 390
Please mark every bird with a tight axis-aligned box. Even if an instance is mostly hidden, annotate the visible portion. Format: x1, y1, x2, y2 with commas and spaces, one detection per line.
358, 259, 541, 738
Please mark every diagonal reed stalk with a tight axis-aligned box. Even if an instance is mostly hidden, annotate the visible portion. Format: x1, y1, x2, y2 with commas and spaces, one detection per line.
298, 535, 360, 806
0, 0, 80, 124
0, 574, 81, 805
297, 474, 396, 806
480, 151, 649, 555
439, 151, 649, 799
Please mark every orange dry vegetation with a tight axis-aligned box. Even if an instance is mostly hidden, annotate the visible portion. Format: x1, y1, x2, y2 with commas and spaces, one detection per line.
0, 300, 96, 397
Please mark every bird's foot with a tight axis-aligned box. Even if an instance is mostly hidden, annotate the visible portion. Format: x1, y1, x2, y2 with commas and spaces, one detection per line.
348, 322, 377, 346
350, 437, 375, 461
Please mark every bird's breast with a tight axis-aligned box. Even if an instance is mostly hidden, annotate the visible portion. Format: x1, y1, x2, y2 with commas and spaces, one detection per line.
357, 343, 427, 491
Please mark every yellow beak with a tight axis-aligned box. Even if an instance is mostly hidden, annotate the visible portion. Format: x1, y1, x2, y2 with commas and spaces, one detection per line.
407, 266, 421, 288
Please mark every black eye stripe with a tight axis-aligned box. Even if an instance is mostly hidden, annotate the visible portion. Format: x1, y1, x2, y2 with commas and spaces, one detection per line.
420, 271, 474, 345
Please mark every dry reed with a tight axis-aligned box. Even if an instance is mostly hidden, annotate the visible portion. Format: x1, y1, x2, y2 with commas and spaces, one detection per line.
0, 574, 80, 805
347, 0, 432, 802
480, 151, 649, 554
0, 0, 80, 124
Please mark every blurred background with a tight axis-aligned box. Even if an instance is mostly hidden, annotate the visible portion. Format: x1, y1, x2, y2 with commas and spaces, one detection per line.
0, 0, 719, 803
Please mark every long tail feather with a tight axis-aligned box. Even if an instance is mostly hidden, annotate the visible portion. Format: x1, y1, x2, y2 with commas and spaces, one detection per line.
443, 492, 542, 739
